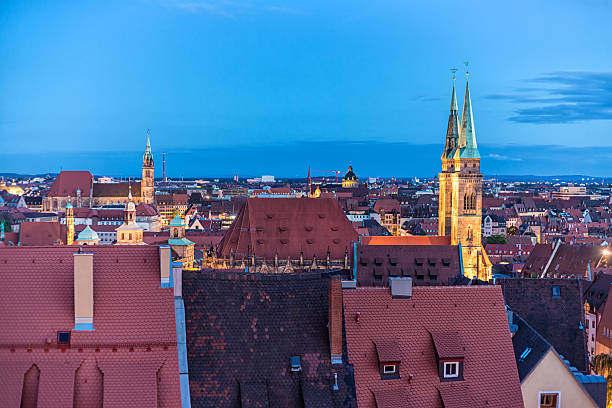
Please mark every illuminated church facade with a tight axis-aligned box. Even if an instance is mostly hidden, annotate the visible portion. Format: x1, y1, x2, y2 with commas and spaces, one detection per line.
438, 74, 491, 280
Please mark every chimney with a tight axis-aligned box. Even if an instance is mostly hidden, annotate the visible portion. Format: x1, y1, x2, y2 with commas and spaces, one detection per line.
74, 252, 94, 330
390, 277, 412, 298
160, 245, 171, 287
328, 277, 343, 364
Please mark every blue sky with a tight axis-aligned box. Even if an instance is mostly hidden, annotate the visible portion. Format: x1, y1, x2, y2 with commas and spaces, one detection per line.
1, 0, 611, 177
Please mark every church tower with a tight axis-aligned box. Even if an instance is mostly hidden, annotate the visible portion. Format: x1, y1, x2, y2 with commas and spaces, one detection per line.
438, 71, 490, 280
66, 202, 74, 245
142, 130, 155, 205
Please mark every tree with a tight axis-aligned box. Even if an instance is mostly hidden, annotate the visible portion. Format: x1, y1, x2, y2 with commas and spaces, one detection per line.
507, 225, 519, 236
0, 219, 11, 233
485, 234, 507, 244
592, 353, 612, 406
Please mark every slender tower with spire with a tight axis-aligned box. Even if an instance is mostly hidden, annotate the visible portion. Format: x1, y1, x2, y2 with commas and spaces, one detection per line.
438, 66, 490, 280
142, 129, 155, 205
307, 167, 312, 197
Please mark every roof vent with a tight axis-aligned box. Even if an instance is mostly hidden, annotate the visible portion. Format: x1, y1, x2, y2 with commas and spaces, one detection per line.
290, 356, 302, 372
390, 277, 412, 298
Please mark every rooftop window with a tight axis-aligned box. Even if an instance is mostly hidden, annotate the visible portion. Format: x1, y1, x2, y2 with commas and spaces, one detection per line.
290, 356, 301, 372
443, 362, 459, 378
552, 286, 561, 298
57, 331, 70, 344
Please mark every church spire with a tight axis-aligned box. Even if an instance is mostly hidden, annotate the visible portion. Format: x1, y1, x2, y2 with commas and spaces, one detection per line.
442, 70, 460, 161
458, 68, 480, 159
143, 129, 154, 165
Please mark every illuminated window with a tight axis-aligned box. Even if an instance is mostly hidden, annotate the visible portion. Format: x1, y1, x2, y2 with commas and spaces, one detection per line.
539, 393, 559, 408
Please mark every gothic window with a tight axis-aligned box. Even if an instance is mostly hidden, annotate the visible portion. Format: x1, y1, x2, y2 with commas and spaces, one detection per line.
467, 226, 473, 241
464, 192, 476, 211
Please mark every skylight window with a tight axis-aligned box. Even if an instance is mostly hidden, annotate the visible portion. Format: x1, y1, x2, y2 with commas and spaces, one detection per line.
518, 347, 532, 362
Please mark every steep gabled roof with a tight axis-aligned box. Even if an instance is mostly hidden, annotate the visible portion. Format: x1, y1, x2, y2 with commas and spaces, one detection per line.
217, 198, 358, 260
0, 246, 180, 407
92, 182, 141, 198
182, 271, 357, 407
343, 285, 523, 408
19, 221, 67, 245
499, 278, 589, 372
47, 171, 93, 197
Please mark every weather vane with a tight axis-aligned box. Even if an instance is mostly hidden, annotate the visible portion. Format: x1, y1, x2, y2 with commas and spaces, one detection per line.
464, 61, 470, 77
450, 67, 457, 80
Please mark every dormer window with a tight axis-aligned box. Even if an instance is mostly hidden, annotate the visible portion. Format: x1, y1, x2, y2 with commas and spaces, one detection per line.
375, 340, 401, 380
431, 331, 465, 382
382, 364, 396, 374
443, 362, 459, 378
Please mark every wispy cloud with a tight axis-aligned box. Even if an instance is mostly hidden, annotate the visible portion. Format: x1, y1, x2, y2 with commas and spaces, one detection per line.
487, 71, 612, 124
153, 0, 309, 18
487, 153, 523, 162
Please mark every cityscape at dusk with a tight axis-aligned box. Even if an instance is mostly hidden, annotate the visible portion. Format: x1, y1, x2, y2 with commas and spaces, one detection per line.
2, 1, 612, 408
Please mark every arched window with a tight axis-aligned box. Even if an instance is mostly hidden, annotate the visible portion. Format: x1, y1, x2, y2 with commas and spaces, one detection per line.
467, 225, 473, 241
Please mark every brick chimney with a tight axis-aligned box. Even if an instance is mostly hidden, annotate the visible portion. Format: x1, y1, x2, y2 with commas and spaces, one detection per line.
159, 245, 171, 287
73, 252, 94, 331
328, 277, 343, 364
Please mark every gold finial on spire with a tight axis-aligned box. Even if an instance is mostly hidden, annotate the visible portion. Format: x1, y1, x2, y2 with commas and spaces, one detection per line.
451, 67, 457, 81
464, 61, 470, 78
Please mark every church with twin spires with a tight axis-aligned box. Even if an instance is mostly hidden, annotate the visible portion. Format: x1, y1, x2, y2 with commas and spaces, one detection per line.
438, 72, 491, 280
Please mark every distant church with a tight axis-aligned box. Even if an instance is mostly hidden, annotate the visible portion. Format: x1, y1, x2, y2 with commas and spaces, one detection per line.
43, 134, 155, 212
438, 73, 491, 280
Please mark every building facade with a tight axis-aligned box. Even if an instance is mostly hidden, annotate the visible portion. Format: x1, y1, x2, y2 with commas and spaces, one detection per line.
438, 76, 491, 280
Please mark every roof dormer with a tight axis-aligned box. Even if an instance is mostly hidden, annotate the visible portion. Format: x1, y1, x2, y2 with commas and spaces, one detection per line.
431, 331, 465, 381
375, 340, 402, 379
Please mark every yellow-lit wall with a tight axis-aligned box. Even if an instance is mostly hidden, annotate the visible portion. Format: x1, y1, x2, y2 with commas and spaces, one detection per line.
521, 349, 598, 408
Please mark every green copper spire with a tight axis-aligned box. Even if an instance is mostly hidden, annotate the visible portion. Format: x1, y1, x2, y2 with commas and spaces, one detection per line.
143, 129, 154, 163
458, 76, 480, 159
441, 75, 460, 160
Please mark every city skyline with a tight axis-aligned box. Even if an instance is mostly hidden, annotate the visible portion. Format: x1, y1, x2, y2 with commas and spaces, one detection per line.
2, 0, 612, 176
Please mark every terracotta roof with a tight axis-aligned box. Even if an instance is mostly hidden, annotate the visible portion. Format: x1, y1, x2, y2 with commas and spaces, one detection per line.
431, 331, 464, 359
182, 271, 357, 407
92, 182, 141, 198
362, 235, 452, 246
47, 171, 93, 197
136, 203, 159, 216
522, 243, 606, 278
217, 198, 358, 260
373, 198, 401, 213
375, 340, 401, 363
437, 383, 476, 408
343, 285, 524, 408
19, 221, 67, 245
0, 246, 180, 407
499, 278, 588, 372
355, 244, 461, 287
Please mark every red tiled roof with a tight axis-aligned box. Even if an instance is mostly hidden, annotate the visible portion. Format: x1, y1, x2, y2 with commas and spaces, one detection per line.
92, 182, 141, 198
374, 198, 401, 213
19, 221, 67, 245
373, 387, 408, 408
431, 331, 464, 359
136, 203, 159, 216
343, 286, 524, 408
217, 198, 358, 260
437, 383, 476, 407
47, 171, 93, 197
375, 340, 402, 363
362, 235, 451, 246
0, 246, 181, 407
